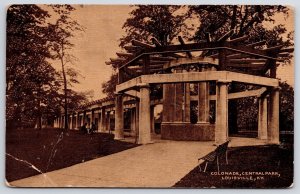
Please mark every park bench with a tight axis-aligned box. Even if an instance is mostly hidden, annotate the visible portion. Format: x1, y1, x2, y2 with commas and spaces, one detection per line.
198, 140, 230, 173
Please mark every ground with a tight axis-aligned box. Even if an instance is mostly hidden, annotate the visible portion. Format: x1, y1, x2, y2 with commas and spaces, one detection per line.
6, 128, 138, 182
173, 144, 293, 188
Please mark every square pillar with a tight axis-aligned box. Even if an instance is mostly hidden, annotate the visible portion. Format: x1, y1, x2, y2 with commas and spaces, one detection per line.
184, 83, 191, 122
138, 83, 151, 144
198, 82, 210, 123
100, 108, 106, 132
130, 108, 136, 135
215, 80, 229, 144
70, 114, 73, 129
258, 96, 268, 140
91, 109, 95, 126
115, 93, 124, 139
150, 106, 155, 133
268, 87, 280, 144
106, 111, 111, 132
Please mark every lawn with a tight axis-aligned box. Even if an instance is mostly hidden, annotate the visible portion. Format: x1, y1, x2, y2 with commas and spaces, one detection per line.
6, 128, 139, 182
173, 144, 293, 188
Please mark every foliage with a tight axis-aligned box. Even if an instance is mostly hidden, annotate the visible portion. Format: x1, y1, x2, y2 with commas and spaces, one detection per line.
101, 73, 118, 98
189, 5, 293, 48
6, 5, 60, 128
279, 82, 294, 131
47, 5, 85, 129
6, 5, 86, 129
120, 5, 188, 47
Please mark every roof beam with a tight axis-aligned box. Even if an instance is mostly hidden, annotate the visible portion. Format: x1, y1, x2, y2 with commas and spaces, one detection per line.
150, 37, 162, 47
229, 59, 267, 64
132, 39, 155, 48
178, 36, 193, 58
116, 52, 134, 58
227, 35, 248, 43
227, 63, 265, 69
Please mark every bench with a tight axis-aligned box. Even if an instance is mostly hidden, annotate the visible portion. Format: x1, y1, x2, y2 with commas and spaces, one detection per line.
198, 140, 230, 173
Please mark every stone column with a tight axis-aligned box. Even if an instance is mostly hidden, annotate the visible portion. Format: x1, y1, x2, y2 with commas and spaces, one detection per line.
162, 84, 175, 122
198, 82, 210, 123
70, 114, 73, 129
138, 83, 151, 144
258, 96, 268, 140
83, 111, 86, 125
115, 93, 124, 139
268, 88, 280, 144
184, 83, 191, 122
91, 109, 95, 126
135, 102, 140, 138
100, 108, 106, 132
130, 108, 137, 136
150, 106, 155, 133
215, 80, 229, 144
106, 111, 111, 132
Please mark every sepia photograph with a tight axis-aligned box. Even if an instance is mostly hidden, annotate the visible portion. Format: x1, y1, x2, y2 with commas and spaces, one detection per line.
5, 4, 294, 188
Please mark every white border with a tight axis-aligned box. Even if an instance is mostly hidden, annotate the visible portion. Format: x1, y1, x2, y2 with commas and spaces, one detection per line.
0, 0, 298, 193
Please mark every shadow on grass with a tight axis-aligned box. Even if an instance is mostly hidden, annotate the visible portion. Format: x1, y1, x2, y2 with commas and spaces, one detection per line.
6, 128, 139, 182
173, 144, 293, 188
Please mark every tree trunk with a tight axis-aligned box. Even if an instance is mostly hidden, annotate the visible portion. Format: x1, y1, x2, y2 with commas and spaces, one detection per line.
61, 41, 68, 130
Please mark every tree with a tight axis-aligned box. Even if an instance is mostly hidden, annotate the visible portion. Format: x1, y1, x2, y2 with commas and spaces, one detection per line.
103, 5, 188, 97
279, 82, 294, 131
188, 5, 294, 133
6, 5, 60, 129
101, 73, 118, 99
48, 5, 84, 130
120, 5, 188, 47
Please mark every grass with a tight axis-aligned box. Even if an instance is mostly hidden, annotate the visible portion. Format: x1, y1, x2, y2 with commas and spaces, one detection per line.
173, 144, 293, 188
6, 128, 139, 182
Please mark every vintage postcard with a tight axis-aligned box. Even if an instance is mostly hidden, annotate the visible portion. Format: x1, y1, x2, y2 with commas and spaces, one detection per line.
6, 4, 294, 188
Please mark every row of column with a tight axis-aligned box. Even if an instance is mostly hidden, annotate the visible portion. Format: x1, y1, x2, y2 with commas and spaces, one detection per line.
115, 83, 152, 144
54, 108, 110, 133
215, 81, 280, 145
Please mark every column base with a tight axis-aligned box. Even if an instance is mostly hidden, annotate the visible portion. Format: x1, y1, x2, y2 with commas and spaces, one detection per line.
161, 123, 215, 141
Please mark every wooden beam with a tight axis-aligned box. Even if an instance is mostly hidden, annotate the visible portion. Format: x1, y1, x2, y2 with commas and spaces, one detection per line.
279, 48, 294, 53
116, 52, 134, 58
217, 29, 234, 41
227, 53, 251, 59
132, 39, 155, 48
227, 63, 265, 69
151, 37, 162, 47
143, 55, 150, 74
150, 56, 175, 61
263, 45, 283, 52
149, 64, 164, 69
246, 40, 266, 47
149, 60, 165, 65
110, 57, 126, 63
229, 59, 267, 64
178, 36, 193, 58
278, 52, 290, 57
119, 41, 277, 70
227, 35, 248, 43
218, 49, 227, 70
124, 45, 142, 52
206, 52, 219, 58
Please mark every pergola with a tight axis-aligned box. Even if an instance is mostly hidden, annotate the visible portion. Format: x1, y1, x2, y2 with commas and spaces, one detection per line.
105, 31, 293, 144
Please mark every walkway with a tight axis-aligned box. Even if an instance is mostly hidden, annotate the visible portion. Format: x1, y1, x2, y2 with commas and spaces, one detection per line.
8, 137, 267, 187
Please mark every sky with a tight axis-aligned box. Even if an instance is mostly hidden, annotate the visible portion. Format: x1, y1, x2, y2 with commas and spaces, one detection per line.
52, 5, 294, 100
